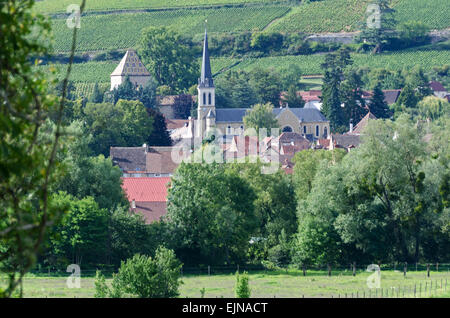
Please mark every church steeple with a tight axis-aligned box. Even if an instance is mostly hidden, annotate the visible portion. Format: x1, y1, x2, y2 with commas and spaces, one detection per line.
197, 28, 216, 138
199, 29, 214, 88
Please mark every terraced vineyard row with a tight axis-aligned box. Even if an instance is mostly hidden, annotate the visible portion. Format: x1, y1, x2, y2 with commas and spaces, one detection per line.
225, 49, 450, 76
40, 49, 449, 87
267, 0, 372, 33
73, 82, 110, 100
50, 6, 291, 52
394, 0, 450, 30
35, 0, 282, 14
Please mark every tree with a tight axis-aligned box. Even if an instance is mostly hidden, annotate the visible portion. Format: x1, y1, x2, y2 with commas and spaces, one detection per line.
46, 192, 109, 266
243, 103, 279, 136
95, 248, 182, 298
283, 85, 305, 108
139, 27, 199, 93
109, 208, 168, 266
397, 84, 418, 109
0, 0, 85, 297
90, 83, 103, 103
54, 121, 129, 211
358, 0, 397, 53
417, 96, 449, 121
341, 70, 367, 125
235, 271, 251, 298
83, 100, 154, 156
292, 149, 347, 201
320, 49, 353, 132
146, 108, 172, 146
249, 68, 281, 107
369, 81, 390, 118
173, 94, 193, 119
167, 163, 257, 265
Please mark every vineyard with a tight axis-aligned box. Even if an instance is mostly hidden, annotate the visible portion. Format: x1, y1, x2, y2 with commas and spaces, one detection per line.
50, 6, 291, 52
393, 0, 450, 30
34, 0, 284, 14
267, 0, 372, 33
223, 49, 450, 76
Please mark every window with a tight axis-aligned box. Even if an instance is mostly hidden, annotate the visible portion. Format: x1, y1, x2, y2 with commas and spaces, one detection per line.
324, 127, 328, 138
282, 126, 293, 132
316, 125, 319, 137
303, 126, 307, 134
227, 126, 231, 134
208, 93, 212, 105
203, 93, 206, 105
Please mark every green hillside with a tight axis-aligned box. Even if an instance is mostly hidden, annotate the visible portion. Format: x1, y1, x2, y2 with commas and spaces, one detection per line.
50, 6, 290, 52
35, 0, 282, 13
38, 0, 450, 93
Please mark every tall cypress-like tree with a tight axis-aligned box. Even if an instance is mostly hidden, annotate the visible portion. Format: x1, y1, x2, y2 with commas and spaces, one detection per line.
320, 49, 352, 132
397, 84, 418, 108
369, 81, 390, 118
147, 108, 172, 146
283, 85, 305, 108
90, 83, 103, 103
341, 70, 367, 125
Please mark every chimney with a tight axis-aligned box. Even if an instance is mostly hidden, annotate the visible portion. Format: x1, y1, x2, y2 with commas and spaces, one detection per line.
349, 123, 353, 133
131, 199, 136, 210
143, 143, 148, 154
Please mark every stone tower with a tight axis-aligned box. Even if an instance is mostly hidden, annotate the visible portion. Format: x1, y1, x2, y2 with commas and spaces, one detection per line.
197, 29, 215, 138
110, 49, 151, 90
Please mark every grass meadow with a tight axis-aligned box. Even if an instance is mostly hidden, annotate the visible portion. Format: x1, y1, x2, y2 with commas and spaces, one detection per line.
3, 269, 449, 298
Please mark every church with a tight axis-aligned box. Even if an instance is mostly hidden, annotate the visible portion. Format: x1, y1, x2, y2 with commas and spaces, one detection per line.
193, 29, 330, 140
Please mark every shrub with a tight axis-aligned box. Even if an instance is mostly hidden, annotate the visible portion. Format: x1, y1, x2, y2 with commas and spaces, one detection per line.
94, 247, 182, 298
235, 271, 251, 298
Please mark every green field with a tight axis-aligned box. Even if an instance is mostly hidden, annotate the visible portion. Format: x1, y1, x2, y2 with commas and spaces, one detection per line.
5, 269, 449, 298
50, 6, 290, 52
35, 0, 283, 13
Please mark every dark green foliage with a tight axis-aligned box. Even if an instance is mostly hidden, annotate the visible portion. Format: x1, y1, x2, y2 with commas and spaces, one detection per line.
173, 94, 193, 119
46, 192, 109, 266
283, 85, 305, 108
167, 163, 257, 266
235, 271, 251, 298
90, 83, 103, 103
95, 248, 182, 298
146, 108, 172, 146
139, 27, 199, 93
369, 81, 390, 118
82, 99, 153, 156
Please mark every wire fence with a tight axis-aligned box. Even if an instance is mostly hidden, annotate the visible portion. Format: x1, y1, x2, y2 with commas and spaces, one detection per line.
28, 262, 450, 277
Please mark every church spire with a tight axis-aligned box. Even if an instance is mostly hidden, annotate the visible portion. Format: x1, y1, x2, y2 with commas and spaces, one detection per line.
199, 28, 214, 88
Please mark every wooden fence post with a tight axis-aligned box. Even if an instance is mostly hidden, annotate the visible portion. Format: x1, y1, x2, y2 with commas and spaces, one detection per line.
436, 263, 439, 272
327, 264, 331, 277
427, 264, 430, 277
404, 262, 407, 277
237, 264, 239, 273
208, 265, 210, 276
414, 284, 416, 298
302, 264, 306, 277
352, 262, 356, 277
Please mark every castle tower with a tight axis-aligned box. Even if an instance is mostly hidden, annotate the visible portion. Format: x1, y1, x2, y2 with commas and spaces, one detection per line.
110, 49, 151, 90
197, 29, 215, 138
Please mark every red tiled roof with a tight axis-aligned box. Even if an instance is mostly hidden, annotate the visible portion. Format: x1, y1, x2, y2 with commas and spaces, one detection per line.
429, 81, 446, 92
166, 119, 188, 130
133, 202, 167, 224
121, 177, 170, 202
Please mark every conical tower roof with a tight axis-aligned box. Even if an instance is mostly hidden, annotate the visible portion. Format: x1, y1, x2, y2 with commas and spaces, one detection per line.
199, 29, 214, 88
111, 49, 151, 77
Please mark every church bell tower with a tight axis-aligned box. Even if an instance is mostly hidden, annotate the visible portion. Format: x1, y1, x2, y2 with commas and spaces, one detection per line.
197, 29, 215, 138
